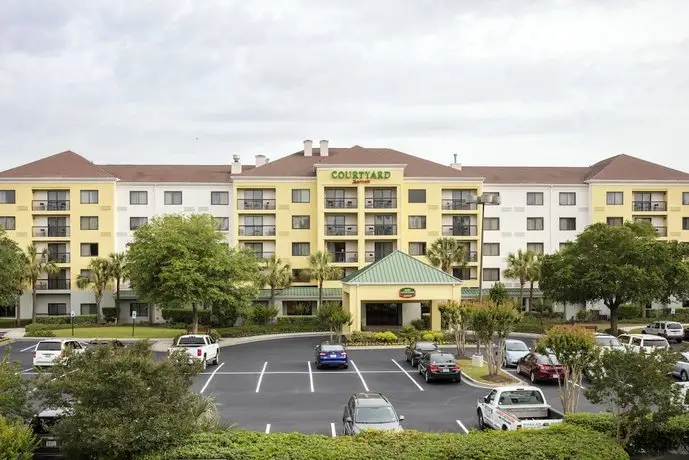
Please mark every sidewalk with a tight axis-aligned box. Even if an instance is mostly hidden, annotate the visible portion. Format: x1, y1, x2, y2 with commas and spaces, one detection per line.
151, 331, 330, 352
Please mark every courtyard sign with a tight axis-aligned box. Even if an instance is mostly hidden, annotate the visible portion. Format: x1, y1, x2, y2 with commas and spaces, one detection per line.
399, 287, 416, 299
331, 170, 391, 184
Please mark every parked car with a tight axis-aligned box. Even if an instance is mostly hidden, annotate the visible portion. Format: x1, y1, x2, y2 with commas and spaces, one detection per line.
641, 322, 684, 343
417, 351, 461, 383
167, 334, 219, 369
33, 340, 85, 368
594, 333, 624, 351
617, 333, 670, 352
315, 343, 348, 369
405, 341, 439, 367
672, 351, 689, 382
516, 352, 564, 383
476, 385, 564, 431
342, 393, 404, 435
31, 409, 65, 459
502, 339, 530, 368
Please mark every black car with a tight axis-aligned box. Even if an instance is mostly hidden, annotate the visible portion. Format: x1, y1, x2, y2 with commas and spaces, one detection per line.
405, 341, 439, 367
32, 409, 65, 459
417, 351, 461, 383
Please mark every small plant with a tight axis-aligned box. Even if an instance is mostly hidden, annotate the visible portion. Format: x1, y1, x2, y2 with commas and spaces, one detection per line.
410, 318, 427, 330
576, 309, 589, 321
397, 324, 421, 343
373, 331, 398, 343
250, 304, 279, 325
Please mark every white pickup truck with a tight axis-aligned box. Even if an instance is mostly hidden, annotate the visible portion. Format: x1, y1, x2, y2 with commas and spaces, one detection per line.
168, 334, 220, 369
477, 385, 564, 431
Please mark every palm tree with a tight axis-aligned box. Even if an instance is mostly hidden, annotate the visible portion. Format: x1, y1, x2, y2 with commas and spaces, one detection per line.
527, 253, 542, 313
23, 244, 59, 323
107, 252, 127, 324
76, 258, 111, 323
260, 255, 292, 308
504, 249, 535, 312
308, 251, 342, 312
427, 237, 467, 274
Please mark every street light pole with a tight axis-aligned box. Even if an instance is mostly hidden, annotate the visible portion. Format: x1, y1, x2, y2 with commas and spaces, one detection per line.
469, 193, 501, 303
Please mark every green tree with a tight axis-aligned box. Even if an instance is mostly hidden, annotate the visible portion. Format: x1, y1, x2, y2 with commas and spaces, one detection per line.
23, 244, 59, 323
0, 230, 28, 326
76, 257, 111, 323
438, 300, 473, 356
317, 301, 352, 343
527, 253, 542, 312
260, 255, 292, 308
308, 251, 342, 312
427, 237, 466, 274
536, 326, 596, 414
107, 252, 127, 324
0, 352, 29, 421
488, 281, 510, 305
471, 301, 522, 375
126, 215, 261, 333
540, 221, 689, 334
0, 416, 37, 460
503, 249, 535, 312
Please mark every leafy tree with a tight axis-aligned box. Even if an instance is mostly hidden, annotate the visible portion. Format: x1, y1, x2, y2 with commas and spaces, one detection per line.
438, 300, 473, 356
488, 281, 510, 305
540, 221, 689, 334
260, 255, 291, 308
23, 244, 59, 323
0, 416, 37, 460
308, 251, 342, 312
536, 326, 596, 414
0, 230, 27, 326
427, 237, 466, 274
107, 252, 127, 324
0, 352, 29, 421
126, 215, 260, 333
317, 301, 352, 342
527, 253, 542, 311
504, 249, 535, 312
471, 301, 522, 376
76, 257, 111, 323
585, 347, 680, 448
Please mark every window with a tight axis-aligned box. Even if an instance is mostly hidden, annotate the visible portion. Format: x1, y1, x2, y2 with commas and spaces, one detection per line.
292, 189, 310, 203
292, 242, 310, 256
284, 301, 315, 316
408, 216, 426, 229
164, 191, 182, 205
527, 242, 544, 254
527, 217, 544, 231
484, 192, 500, 202
483, 268, 500, 281
526, 192, 544, 206
684, 192, 689, 205
80, 216, 99, 230
408, 189, 426, 203
214, 217, 229, 231
560, 218, 576, 231
484, 217, 499, 230
130, 217, 148, 230
292, 269, 310, 282
80, 243, 99, 257
130, 191, 148, 205
130, 303, 149, 317
80, 269, 92, 278
211, 191, 229, 205
483, 243, 500, 256
0, 216, 15, 230
683, 217, 689, 230
409, 242, 427, 255
559, 192, 576, 206
80, 303, 97, 315
80, 190, 99, 204
606, 192, 623, 205
0, 190, 16, 204
48, 303, 67, 315
607, 217, 623, 227
292, 216, 310, 229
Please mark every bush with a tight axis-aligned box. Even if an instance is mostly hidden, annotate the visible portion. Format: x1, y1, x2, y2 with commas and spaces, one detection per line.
36, 315, 98, 325
421, 331, 444, 342
0, 318, 31, 328
617, 305, 642, 320
576, 309, 590, 321
397, 324, 421, 343
24, 323, 56, 337
141, 425, 628, 460
373, 331, 398, 343
0, 416, 37, 460
276, 316, 321, 328
102, 307, 117, 323
217, 321, 327, 338
250, 304, 279, 325
161, 309, 212, 325
411, 317, 429, 330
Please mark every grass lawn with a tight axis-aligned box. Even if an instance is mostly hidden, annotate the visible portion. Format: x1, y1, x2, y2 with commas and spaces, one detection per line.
457, 357, 519, 385
49, 326, 185, 339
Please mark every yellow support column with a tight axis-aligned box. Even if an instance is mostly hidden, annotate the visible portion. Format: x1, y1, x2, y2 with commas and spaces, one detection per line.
430, 300, 442, 331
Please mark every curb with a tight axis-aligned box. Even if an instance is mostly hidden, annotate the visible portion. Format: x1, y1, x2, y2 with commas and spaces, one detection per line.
218, 332, 330, 348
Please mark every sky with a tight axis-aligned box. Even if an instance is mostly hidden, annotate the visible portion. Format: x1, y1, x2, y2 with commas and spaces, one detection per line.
1, 0, 689, 172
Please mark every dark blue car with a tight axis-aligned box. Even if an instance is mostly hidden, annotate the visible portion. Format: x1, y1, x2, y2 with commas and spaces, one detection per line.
315, 343, 348, 369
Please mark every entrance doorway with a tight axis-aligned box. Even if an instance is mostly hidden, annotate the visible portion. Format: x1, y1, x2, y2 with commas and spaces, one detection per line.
365, 303, 401, 326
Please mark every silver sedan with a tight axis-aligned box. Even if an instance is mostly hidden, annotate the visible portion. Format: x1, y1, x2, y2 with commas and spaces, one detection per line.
672, 352, 689, 382
502, 339, 530, 367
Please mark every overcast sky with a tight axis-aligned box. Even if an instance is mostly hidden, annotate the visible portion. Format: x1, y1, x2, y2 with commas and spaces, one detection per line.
2, 0, 689, 172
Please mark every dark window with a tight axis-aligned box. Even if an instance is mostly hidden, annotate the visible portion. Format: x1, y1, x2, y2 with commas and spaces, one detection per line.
684, 192, 689, 205
483, 268, 500, 281
409, 242, 426, 255
527, 217, 544, 231
80, 216, 98, 230
130, 303, 149, 317
292, 243, 310, 256
130, 217, 148, 230
214, 217, 229, 231
80, 190, 99, 204
559, 192, 576, 206
606, 192, 623, 205
408, 216, 426, 229
284, 301, 315, 316
164, 191, 182, 205
80, 269, 92, 278
483, 243, 500, 256
527, 242, 544, 254
80, 243, 99, 257
0, 216, 15, 230
526, 192, 544, 206
211, 191, 229, 205
130, 191, 148, 205
607, 217, 623, 226
0, 190, 16, 204
560, 218, 576, 231
484, 217, 499, 230
683, 217, 689, 230
292, 269, 310, 282
80, 303, 97, 315
48, 303, 67, 315
292, 216, 310, 229
292, 189, 310, 203
408, 189, 426, 203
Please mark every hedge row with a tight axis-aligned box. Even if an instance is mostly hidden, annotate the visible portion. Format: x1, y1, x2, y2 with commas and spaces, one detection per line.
0, 416, 36, 460
345, 330, 451, 345
142, 425, 628, 460
217, 320, 327, 338
36, 315, 98, 325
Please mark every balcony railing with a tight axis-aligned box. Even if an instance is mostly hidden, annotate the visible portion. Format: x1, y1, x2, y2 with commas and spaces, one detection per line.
252, 251, 275, 261
238, 225, 276, 237
365, 252, 393, 263
35, 279, 70, 290
364, 224, 397, 236
324, 198, 358, 209
329, 251, 358, 263
654, 226, 668, 237
632, 201, 667, 212
48, 253, 70, 263
324, 225, 357, 236
442, 225, 478, 236
441, 199, 477, 211
464, 251, 478, 262
237, 199, 276, 210
453, 269, 477, 280
364, 198, 397, 209
32, 226, 70, 237
32, 200, 70, 211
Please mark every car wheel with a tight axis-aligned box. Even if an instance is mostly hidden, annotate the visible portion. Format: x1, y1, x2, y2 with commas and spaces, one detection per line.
678, 339, 684, 344
316, 361, 322, 370
477, 410, 485, 430
682, 371, 688, 382
343, 364, 349, 369
405, 353, 410, 363
530, 371, 536, 383
425, 371, 431, 383
202, 356, 207, 370
411, 357, 417, 367
516, 364, 522, 375
212, 352, 219, 365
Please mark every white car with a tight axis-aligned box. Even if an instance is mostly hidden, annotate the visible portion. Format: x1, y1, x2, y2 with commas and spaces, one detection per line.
594, 333, 624, 351
617, 333, 669, 353
168, 334, 220, 369
502, 339, 530, 368
477, 385, 564, 431
642, 322, 684, 343
672, 352, 689, 382
33, 340, 85, 367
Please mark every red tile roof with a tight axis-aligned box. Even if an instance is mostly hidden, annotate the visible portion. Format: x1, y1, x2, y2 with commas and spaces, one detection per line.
584, 154, 689, 181
0, 150, 115, 179
101, 164, 254, 183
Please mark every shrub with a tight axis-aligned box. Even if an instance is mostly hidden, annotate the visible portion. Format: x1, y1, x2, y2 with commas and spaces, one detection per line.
0, 416, 37, 460
24, 323, 56, 337
276, 316, 321, 328
397, 324, 421, 343
217, 321, 327, 338
576, 309, 590, 321
410, 317, 429, 330
102, 307, 117, 323
250, 304, 279, 325
617, 305, 642, 320
161, 309, 212, 325
0, 319, 31, 328
373, 331, 398, 343
421, 331, 444, 342
36, 315, 97, 325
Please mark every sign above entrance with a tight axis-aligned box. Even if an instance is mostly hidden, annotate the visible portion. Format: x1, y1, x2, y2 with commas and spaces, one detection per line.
399, 287, 416, 299
331, 170, 391, 184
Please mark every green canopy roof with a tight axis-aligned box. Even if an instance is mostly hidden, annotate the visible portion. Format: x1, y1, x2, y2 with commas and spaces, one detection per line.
461, 287, 543, 298
257, 287, 342, 300
342, 251, 462, 285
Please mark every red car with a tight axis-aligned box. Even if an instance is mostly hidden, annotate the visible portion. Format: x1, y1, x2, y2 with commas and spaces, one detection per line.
516, 352, 564, 383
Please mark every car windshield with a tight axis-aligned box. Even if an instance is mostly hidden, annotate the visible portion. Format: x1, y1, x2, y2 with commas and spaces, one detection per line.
645, 339, 668, 348
416, 342, 437, 350
177, 337, 205, 346
321, 345, 344, 352
536, 354, 560, 365
36, 342, 61, 351
506, 342, 528, 351
356, 406, 398, 424
498, 390, 544, 405
429, 354, 455, 363
667, 324, 683, 330
596, 336, 621, 347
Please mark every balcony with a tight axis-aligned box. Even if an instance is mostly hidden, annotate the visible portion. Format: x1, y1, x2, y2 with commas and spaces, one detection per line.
329, 251, 358, 263
32, 226, 70, 237
365, 198, 397, 209
365, 252, 392, 263
464, 251, 478, 262
324, 198, 357, 209
251, 251, 275, 261
32, 200, 70, 212
654, 226, 668, 237
325, 225, 357, 236
441, 199, 477, 211
238, 225, 276, 237
35, 279, 70, 290
48, 253, 70, 263
632, 201, 667, 212
237, 199, 276, 210
364, 224, 397, 236
442, 225, 478, 236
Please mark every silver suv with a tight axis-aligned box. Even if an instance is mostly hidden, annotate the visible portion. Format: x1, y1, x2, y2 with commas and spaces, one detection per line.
642, 322, 684, 344
342, 393, 404, 435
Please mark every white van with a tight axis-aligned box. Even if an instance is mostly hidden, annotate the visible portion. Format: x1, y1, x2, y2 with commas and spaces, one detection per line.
33, 340, 85, 367
641, 322, 684, 344
617, 333, 669, 353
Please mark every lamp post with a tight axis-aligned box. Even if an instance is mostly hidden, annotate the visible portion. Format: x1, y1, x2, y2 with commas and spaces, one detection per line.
468, 193, 501, 302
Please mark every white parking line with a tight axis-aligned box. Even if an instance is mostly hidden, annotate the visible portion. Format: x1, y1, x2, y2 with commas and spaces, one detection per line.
456, 420, 469, 433
20, 344, 36, 352
265, 424, 271, 433
255, 362, 268, 393
330, 422, 336, 438
200, 362, 225, 394
349, 360, 369, 391
21, 368, 33, 373
307, 361, 314, 392
198, 370, 405, 375
391, 359, 424, 391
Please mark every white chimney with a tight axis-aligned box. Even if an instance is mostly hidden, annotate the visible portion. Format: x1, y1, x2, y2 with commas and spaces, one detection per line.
319, 139, 329, 157
303, 139, 313, 156
450, 153, 462, 170
231, 154, 242, 174
255, 154, 267, 167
